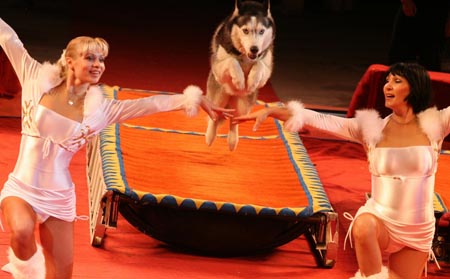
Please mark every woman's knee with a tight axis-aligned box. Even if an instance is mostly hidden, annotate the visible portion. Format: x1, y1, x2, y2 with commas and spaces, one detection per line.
352, 214, 380, 242
10, 219, 36, 243
2, 198, 37, 243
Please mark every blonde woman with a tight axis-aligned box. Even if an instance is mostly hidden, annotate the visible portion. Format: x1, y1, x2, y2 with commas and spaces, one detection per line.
0, 18, 232, 279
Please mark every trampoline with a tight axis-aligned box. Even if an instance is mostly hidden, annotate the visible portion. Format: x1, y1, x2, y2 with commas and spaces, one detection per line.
86, 85, 338, 267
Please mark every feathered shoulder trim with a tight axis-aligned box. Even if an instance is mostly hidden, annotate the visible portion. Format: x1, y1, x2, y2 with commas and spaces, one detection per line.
354, 107, 443, 147
355, 109, 384, 147
84, 85, 106, 116
37, 62, 63, 94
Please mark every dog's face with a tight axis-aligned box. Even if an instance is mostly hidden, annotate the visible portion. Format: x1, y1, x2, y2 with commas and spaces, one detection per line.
230, 1, 274, 61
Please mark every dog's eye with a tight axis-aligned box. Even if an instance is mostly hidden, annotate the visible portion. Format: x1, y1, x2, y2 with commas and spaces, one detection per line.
259, 29, 265, 35
242, 28, 249, 34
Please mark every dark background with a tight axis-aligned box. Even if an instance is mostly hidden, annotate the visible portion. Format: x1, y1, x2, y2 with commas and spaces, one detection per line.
1, 0, 447, 107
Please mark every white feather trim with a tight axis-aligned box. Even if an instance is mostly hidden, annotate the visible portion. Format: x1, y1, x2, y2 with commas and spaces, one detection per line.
183, 85, 203, 117
83, 85, 105, 116
350, 266, 388, 279
37, 62, 62, 93
7, 245, 45, 279
355, 109, 384, 146
284, 100, 305, 132
418, 107, 443, 143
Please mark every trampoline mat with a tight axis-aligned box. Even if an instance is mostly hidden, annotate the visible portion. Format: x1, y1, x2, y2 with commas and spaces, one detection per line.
93, 85, 334, 256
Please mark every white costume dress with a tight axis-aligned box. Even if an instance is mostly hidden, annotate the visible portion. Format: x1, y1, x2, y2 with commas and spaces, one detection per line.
0, 18, 203, 223
284, 101, 450, 253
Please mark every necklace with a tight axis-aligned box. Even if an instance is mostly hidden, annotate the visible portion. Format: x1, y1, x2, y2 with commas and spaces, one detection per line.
67, 90, 86, 106
390, 115, 416, 125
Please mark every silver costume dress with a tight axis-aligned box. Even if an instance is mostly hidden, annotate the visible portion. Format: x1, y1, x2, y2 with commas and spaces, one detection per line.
284, 101, 450, 253
0, 18, 203, 223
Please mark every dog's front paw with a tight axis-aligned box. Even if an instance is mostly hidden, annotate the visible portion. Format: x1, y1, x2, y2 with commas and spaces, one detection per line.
247, 61, 271, 92
247, 72, 263, 93
228, 61, 245, 91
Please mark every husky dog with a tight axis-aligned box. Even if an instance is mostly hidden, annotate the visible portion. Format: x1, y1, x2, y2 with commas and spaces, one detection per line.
205, 0, 275, 151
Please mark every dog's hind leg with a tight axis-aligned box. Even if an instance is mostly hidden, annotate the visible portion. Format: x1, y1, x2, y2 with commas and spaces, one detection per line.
206, 117, 222, 146
205, 77, 231, 147
227, 94, 257, 151
227, 121, 240, 151
227, 111, 239, 151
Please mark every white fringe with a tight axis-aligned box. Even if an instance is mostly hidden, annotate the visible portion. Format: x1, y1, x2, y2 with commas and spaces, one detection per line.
284, 100, 305, 132
350, 266, 388, 279
7, 245, 46, 279
37, 62, 62, 94
355, 109, 384, 147
182, 85, 203, 117
418, 107, 443, 143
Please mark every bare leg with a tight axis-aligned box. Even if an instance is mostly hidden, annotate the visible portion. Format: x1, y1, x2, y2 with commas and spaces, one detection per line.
352, 213, 390, 277
1, 196, 37, 258
1, 197, 45, 278
39, 217, 74, 279
388, 247, 428, 279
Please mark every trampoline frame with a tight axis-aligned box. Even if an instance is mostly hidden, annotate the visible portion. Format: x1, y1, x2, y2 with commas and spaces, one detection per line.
86, 86, 339, 267
87, 134, 338, 268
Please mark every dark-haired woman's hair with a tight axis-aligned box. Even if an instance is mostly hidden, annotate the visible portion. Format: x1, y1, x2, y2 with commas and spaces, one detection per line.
388, 62, 432, 113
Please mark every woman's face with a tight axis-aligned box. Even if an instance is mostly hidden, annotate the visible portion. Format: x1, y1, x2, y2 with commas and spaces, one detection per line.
383, 73, 411, 110
69, 50, 106, 85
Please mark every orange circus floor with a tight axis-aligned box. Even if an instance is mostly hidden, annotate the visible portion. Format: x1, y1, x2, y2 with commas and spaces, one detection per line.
0, 1, 449, 278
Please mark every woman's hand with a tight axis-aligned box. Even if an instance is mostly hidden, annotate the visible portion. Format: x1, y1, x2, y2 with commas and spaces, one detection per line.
233, 106, 293, 131
199, 95, 235, 121
232, 108, 270, 131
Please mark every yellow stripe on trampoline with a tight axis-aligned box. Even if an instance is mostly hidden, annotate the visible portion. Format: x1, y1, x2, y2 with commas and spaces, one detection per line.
97, 85, 334, 217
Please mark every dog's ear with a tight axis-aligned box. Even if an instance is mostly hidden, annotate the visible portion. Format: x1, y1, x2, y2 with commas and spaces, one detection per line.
233, 0, 242, 16
263, 0, 272, 18
234, 0, 272, 18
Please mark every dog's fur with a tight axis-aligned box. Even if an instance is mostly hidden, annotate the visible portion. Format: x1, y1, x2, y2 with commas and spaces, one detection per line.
205, 0, 275, 151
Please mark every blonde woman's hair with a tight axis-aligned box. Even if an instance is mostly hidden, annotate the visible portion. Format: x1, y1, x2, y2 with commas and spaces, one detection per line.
56, 36, 109, 80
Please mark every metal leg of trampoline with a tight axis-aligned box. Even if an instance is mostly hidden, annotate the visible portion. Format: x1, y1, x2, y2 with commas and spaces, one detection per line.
87, 135, 121, 247
91, 190, 120, 247
305, 212, 339, 268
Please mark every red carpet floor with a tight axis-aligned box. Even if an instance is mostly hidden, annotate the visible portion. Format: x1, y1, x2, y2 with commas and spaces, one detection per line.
1, 116, 450, 278
0, 1, 450, 278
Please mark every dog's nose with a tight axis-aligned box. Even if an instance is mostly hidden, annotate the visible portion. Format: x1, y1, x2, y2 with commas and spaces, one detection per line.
250, 46, 259, 54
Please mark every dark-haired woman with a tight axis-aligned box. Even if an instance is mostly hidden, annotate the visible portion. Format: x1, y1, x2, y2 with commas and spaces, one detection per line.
233, 62, 449, 278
